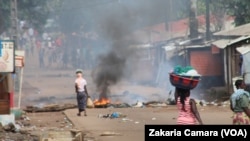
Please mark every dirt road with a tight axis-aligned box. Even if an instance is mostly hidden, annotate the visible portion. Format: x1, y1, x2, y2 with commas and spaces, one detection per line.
13, 48, 234, 141
63, 105, 233, 141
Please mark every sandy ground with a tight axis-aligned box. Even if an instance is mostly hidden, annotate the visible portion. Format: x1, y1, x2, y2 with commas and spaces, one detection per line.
63, 106, 233, 141
14, 48, 234, 141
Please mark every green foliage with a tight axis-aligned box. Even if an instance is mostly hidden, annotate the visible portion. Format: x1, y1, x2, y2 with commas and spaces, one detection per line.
0, 0, 62, 34
1, 0, 249, 36
197, 0, 250, 28
168, 0, 191, 21
226, 0, 250, 26
0, 0, 11, 33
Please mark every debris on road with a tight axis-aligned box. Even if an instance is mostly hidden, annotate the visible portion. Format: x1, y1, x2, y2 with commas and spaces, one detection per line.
100, 131, 122, 136
146, 102, 167, 108
0, 110, 85, 141
196, 99, 230, 107
132, 101, 144, 108
98, 112, 127, 119
134, 121, 140, 124
107, 103, 131, 108
144, 101, 168, 108
23, 103, 77, 112
121, 118, 133, 122
199, 100, 208, 106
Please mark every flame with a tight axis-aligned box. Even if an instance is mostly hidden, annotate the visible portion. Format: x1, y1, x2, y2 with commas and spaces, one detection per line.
94, 98, 111, 106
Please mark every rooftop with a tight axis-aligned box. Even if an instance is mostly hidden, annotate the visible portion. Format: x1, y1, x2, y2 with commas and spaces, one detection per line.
214, 23, 250, 36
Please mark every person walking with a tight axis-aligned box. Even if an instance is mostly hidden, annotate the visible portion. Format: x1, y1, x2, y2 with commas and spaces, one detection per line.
175, 87, 203, 125
75, 69, 89, 116
230, 79, 250, 124
39, 47, 45, 68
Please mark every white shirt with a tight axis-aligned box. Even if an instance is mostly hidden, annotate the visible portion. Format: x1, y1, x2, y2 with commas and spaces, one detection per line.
75, 78, 87, 92
28, 28, 34, 36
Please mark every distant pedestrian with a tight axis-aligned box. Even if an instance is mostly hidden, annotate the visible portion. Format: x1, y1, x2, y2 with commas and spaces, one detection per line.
75, 69, 89, 116
230, 79, 250, 124
39, 48, 45, 68
62, 51, 69, 69
175, 88, 203, 125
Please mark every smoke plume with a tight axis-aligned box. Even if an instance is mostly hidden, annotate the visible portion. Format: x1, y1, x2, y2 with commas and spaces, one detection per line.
92, 3, 139, 99
91, 0, 170, 100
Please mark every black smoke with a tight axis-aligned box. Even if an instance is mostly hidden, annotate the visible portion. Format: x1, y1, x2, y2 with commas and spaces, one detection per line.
92, 3, 138, 99
91, 0, 174, 99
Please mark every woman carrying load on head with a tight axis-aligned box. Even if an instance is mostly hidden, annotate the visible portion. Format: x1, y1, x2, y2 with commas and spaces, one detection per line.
230, 79, 250, 124
175, 87, 203, 125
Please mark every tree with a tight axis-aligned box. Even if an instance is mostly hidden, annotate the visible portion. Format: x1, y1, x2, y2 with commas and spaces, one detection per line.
197, 0, 227, 32
226, 0, 250, 26
0, 0, 11, 34
0, 0, 58, 34
197, 0, 250, 30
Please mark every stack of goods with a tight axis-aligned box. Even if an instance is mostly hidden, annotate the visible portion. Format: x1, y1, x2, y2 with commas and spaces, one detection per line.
169, 65, 201, 90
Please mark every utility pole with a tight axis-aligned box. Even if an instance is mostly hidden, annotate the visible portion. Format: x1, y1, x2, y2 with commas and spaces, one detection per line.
189, 0, 198, 39
10, 0, 18, 108
11, 0, 18, 44
205, 0, 210, 41
168, 0, 173, 38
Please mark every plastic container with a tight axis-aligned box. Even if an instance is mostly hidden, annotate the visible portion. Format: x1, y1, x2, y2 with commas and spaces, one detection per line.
169, 73, 201, 90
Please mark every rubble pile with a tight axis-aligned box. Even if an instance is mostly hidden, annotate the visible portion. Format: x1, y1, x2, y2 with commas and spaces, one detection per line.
197, 100, 230, 107
0, 109, 83, 141
0, 114, 39, 141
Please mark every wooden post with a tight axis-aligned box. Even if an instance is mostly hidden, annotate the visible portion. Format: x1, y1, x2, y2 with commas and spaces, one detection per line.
11, 0, 18, 110
232, 47, 236, 78
17, 67, 24, 109
15, 51, 25, 109
205, 0, 211, 41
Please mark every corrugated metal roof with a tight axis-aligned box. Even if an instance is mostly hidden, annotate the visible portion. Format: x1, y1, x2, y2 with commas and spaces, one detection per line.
227, 35, 250, 46
129, 44, 152, 48
162, 45, 176, 51
162, 46, 177, 59
236, 45, 250, 55
185, 45, 208, 48
212, 39, 231, 49
214, 23, 250, 36
212, 35, 250, 49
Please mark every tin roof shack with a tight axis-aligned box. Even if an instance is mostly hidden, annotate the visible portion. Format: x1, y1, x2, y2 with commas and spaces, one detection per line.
236, 45, 250, 92
183, 43, 224, 89
150, 36, 225, 91
212, 23, 250, 93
